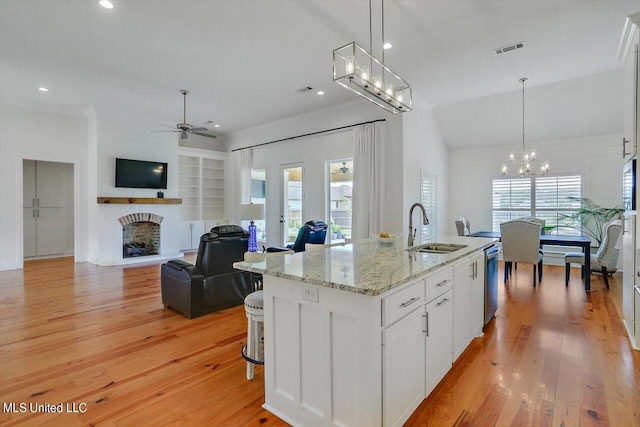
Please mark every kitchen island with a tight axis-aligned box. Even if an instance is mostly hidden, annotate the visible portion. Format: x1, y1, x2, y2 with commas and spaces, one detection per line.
234, 235, 498, 427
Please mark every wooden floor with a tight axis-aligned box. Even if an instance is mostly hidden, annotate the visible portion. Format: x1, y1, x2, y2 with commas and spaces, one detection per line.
0, 256, 638, 426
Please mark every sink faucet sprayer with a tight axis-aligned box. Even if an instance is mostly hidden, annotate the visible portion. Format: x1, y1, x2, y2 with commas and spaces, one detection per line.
408, 203, 429, 247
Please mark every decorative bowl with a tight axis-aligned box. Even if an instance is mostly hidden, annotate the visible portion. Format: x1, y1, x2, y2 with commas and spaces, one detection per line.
376, 235, 399, 245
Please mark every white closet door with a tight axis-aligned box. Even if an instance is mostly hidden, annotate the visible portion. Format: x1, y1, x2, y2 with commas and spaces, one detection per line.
23, 208, 37, 257
23, 160, 36, 208
36, 161, 65, 208
36, 207, 66, 256
22, 160, 73, 258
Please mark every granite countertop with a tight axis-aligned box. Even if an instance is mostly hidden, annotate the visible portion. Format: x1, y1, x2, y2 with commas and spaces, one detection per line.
233, 236, 498, 296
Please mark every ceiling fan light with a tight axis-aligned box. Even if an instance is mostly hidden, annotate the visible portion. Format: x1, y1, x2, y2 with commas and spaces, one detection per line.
181, 131, 188, 140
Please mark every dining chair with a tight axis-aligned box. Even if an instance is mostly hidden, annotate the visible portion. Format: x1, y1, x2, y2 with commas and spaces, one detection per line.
564, 219, 622, 289
455, 217, 471, 236
500, 220, 543, 286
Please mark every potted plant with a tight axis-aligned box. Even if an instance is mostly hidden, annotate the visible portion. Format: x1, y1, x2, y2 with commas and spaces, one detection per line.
559, 197, 624, 272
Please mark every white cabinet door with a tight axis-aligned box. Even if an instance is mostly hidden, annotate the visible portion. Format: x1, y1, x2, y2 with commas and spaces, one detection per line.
470, 252, 485, 338
623, 216, 636, 333
36, 207, 66, 256
382, 307, 426, 427
425, 290, 453, 397
453, 257, 473, 360
23, 208, 37, 257
179, 221, 206, 251
635, 287, 640, 347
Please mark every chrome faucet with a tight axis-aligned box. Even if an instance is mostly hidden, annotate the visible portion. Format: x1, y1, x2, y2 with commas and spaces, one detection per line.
408, 202, 429, 247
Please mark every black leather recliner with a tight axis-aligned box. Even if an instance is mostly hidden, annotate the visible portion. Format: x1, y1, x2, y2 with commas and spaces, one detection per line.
161, 225, 255, 319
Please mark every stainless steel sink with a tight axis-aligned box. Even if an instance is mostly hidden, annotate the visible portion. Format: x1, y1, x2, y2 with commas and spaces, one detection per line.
407, 243, 468, 254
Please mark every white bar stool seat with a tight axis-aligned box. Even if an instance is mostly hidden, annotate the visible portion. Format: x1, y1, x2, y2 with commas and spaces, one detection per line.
242, 290, 264, 380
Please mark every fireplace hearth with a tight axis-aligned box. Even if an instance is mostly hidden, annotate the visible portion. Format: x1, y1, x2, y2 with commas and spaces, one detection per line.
119, 213, 163, 259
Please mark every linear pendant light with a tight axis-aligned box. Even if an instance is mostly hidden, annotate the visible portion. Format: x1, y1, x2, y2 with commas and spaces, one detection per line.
332, 0, 412, 114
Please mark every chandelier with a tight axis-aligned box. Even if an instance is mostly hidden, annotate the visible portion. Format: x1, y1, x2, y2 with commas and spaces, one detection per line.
500, 78, 549, 177
332, 0, 412, 114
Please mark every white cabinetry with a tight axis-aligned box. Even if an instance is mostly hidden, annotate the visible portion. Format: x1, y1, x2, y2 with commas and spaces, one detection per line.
635, 286, 640, 349
178, 148, 227, 250
258, 246, 492, 427
623, 215, 636, 338
425, 290, 453, 396
382, 268, 454, 426
621, 19, 639, 161
452, 252, 485, 360
469, 252, 485, 338
382, 303, 426, 427
453, 258, 472, 360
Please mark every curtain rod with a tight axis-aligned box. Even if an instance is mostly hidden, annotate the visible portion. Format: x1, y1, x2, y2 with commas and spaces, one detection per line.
231, 118, 386, 152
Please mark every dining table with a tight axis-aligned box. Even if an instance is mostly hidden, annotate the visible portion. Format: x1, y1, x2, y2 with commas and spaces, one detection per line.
469, 231, 593, 291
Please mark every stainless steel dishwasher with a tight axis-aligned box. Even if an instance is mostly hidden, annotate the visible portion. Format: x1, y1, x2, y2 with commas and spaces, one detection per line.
485, 246, 499, 324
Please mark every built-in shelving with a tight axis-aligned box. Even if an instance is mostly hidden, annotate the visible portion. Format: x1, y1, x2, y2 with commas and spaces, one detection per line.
178, 147, 226, 221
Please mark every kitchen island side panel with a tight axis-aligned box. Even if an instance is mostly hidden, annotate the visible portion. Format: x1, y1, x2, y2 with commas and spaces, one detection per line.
263, 276, 382, 427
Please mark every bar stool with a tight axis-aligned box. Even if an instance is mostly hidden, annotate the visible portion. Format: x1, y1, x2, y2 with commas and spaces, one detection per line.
241, 290, 264, 380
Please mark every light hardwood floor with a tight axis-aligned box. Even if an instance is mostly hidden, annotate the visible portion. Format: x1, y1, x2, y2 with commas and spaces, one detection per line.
0, 256, 638, 426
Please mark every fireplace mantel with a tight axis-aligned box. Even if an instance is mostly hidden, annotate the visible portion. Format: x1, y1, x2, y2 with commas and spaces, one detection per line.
97, 197, 182, 205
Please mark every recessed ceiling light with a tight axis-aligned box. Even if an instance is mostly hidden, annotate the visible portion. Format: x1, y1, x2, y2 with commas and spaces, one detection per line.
38, 87, 48, 92
214, 124, 220, 128
383, 42, 392, 49
99, 0, 114, 9
317, 91, 324, 95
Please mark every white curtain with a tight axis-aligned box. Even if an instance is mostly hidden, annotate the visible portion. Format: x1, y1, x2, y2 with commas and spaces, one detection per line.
225, 149, 252, 225
352, 122, 385, 239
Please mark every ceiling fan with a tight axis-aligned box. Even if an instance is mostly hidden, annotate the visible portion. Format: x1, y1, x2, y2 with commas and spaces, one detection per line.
157, 90, 218, 141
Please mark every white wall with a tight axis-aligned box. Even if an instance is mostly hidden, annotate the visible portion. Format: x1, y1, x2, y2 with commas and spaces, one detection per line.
90, 109, 183, 265
0, 104, 89, 270
448, 133, 623, 234
434, 70, 625, 151
0, 103, 184, 270
402, 96, 449, 241
223, 101, 404, 247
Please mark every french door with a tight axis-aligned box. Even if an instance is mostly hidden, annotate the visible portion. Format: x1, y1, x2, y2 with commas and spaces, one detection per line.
281, 164, 303, 246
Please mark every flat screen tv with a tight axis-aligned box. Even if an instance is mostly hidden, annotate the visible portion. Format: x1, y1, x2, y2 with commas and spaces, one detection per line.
115, 158, 168, 189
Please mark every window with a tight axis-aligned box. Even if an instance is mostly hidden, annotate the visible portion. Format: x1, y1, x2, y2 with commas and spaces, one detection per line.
251, 169, 266, 241
328, 160, 353, 242
491, 173, 582, 234
421, 172, 437, 240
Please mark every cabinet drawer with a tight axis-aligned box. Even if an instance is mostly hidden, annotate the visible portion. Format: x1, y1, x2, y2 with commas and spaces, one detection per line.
382, 279, 424, 327
425, 267, 453, 303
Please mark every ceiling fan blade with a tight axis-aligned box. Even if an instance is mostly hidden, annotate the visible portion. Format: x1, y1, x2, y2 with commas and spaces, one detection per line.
151, 130, 179, 133
158, 123, 177, 129
190, 127, 209, 132
190, 131, 218, 139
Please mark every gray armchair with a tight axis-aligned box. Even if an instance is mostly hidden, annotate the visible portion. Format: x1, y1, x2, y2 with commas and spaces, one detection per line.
455, 217, 471, 236
564, 219, 622, 289
501, 220, 543, 286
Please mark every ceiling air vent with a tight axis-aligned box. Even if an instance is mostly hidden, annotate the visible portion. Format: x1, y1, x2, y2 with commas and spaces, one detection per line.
296, 86, 314, 93
495, 41, 525, 55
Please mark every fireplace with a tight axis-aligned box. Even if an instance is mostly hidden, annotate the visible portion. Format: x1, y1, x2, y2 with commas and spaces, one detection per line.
119, 213, 163, 259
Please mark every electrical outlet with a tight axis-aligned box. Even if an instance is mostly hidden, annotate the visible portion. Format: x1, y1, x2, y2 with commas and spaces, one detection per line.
302, 286, 319, 302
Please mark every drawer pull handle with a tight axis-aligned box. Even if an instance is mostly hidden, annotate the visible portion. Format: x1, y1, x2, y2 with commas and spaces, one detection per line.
400, 297, 420, 308
436, 297, 451, 307
436, 279, 450, 287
